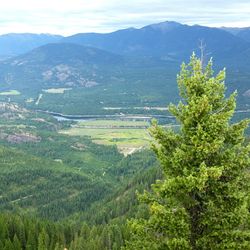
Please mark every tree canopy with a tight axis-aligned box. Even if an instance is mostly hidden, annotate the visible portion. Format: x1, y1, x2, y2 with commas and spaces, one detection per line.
125, 54, 250, 249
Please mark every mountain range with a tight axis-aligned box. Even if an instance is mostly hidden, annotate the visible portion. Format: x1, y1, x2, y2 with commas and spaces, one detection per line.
0, 21, 250, 60
62, 21, 250, 63
0, 21, 250, 113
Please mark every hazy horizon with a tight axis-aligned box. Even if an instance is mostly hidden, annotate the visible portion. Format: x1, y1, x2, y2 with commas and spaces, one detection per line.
0, 20, 250, 37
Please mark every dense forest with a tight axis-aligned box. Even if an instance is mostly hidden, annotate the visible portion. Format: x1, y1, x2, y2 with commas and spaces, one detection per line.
0, 55, 250, 249
0, 147, 160, 249
0, 102, 162, 249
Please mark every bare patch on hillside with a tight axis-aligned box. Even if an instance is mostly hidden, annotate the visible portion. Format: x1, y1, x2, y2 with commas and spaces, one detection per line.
6, 133, 41, 144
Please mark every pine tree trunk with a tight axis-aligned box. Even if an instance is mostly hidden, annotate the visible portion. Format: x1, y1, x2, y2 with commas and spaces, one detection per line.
188, 192, 203, 250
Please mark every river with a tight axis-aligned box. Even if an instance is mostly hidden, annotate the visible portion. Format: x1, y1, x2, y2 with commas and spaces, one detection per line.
37, 110, 175, 123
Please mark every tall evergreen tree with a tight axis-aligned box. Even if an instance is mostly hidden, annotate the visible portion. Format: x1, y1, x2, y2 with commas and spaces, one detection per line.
38, 229, 49, 250
26, 228, 37, 250
124, 55, 250, 249
12, 235, 22, 250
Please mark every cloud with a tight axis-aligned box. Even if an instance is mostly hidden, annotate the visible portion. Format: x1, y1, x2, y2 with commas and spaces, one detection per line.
0, 0, 249, 35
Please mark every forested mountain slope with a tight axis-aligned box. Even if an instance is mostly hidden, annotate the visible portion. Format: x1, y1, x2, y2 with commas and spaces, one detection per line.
0, 43, 124, 90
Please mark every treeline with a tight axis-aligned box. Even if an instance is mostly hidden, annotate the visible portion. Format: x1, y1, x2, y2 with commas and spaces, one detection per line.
79, 164, 162, 225
0, 145, 113, 221
0, 162, 161, 250
0, 146, 161, 249
0, 213, 129, 250
0, 213, 70, 250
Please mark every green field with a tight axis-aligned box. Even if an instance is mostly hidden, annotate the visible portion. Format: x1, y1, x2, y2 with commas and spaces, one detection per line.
0, 90, 20, 95
76, 119, 149, 127
60, 120, 151, 155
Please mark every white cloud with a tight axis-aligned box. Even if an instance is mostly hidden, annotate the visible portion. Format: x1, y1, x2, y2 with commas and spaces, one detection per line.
0, 0, 249, 35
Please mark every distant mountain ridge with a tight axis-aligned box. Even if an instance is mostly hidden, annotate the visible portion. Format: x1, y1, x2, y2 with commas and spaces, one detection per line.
0, 21, 250, 63
0, 33, 63, 58
10, 43, 123, 65
61, 21, 250, 63
222, 27, 250, 42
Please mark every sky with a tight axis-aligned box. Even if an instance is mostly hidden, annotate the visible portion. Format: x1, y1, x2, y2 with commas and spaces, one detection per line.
0, 0, 249, 35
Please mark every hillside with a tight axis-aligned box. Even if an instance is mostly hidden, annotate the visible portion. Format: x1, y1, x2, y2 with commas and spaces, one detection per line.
0, 43, 124, 90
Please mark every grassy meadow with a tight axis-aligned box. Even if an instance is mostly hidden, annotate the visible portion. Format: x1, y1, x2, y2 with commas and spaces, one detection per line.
60, 119, 152, 155
0, 90, 20, 95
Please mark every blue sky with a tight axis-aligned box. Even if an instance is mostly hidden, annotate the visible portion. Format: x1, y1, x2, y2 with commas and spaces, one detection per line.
0, 0, 249, 35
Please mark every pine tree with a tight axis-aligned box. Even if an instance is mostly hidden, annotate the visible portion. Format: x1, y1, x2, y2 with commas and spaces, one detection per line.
124, 54, 250, 249
12, 235, 22, 250
0, 220, 8, 241
17, 223, 26, 250
0, 240, 4, 250
3, 239, 14, 250
38, 229, 49, 250
26, 228, 37, 250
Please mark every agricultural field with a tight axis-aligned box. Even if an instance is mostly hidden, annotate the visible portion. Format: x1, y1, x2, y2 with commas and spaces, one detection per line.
60, 119, 152, 155
76, 119, 149, 127
0, 90, 20, 95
